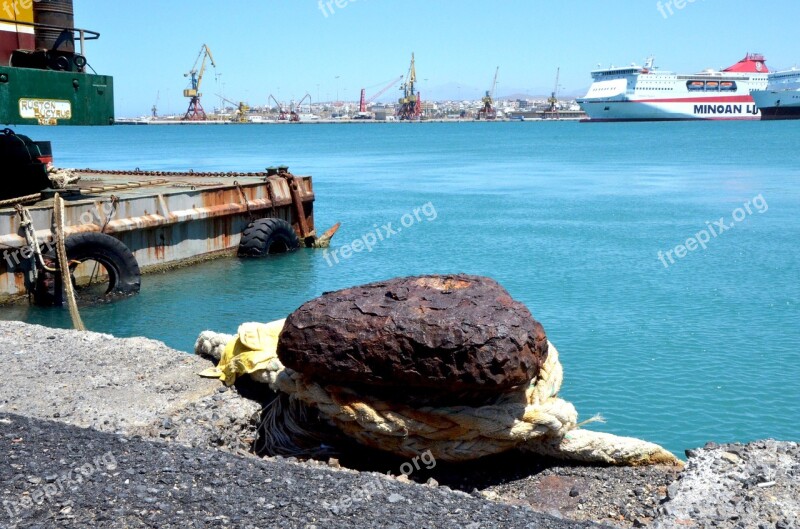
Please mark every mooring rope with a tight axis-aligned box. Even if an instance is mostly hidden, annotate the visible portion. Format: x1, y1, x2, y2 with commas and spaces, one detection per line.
197, 324, 681, 467
53, 193, 85, 331
48, 167, 81, 189
0, 194, 42, 209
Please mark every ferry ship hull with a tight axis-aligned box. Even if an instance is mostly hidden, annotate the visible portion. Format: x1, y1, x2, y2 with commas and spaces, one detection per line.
580, 98, 761, 122
754, 94, 800, 120
751, 71, 800, 120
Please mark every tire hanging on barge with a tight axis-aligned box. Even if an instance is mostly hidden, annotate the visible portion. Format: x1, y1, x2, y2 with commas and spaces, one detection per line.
237, 218, 301, 258
34, 232, 141, 306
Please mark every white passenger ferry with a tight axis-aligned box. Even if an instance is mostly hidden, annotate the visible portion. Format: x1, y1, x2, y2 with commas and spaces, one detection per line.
751, 68, 800, 120
577, 54, 769, 122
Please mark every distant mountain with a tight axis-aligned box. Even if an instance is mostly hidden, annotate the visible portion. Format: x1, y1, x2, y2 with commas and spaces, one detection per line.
498, 92, 542, 100
417, 82, 483, 102
498, 87, 589, 100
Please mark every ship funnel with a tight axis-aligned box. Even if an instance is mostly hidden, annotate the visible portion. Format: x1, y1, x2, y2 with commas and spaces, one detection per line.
723, 53, 769, 74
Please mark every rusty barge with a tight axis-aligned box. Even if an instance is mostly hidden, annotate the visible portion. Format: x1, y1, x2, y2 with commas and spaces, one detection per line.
0, 165, 326, 305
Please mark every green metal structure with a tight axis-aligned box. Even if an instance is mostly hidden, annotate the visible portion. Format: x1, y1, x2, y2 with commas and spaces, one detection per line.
1, 0, 113, 127
0, 65, 114, 126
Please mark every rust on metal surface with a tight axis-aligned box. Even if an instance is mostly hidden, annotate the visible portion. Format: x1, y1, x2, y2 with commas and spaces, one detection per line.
313, 222, 341, 248
282, 172, 310, 238
145, 227, 167, 261
277, 274, 549, 405
13, 269, 26, 293
208, 215, 234, 254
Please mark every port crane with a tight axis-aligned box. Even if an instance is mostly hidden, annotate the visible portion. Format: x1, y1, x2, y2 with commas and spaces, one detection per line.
268, 94, 306, 121
151, 91, 159, 118
291, 93, 312, 119
479, 66, 499, 120
397, 53, 421, 120
216, 94, 250, 123
547, 67, 560, 119
359, 75, 404, 116
268, 94, 290, 120
183, 44, 216, 121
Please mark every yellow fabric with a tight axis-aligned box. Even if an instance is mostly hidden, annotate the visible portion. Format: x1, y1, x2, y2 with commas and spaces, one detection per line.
199, 319, 286, 385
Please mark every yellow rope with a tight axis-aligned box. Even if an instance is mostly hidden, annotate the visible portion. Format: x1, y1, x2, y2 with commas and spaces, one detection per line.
54, 193, 85, 331
197, 326, 681, 467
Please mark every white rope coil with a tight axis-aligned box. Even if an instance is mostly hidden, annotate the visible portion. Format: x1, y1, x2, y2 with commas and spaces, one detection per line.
196, 328, 680, 466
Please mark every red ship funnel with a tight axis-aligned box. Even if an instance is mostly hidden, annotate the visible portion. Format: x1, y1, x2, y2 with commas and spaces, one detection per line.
723, 53, 769, 74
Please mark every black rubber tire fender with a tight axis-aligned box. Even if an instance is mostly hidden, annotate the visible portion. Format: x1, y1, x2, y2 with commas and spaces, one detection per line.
34, 232, 141, 305
237, 218, 301, 257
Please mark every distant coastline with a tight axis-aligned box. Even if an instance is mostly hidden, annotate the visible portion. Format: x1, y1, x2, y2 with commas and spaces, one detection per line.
115, 115, 585, 125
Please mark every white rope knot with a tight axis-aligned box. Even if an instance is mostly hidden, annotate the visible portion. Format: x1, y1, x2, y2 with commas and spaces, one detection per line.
48, 167, 81, 189
197, 326, 681, 467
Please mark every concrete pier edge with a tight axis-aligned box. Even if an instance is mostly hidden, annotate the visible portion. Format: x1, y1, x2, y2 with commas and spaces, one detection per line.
1, 321, 797, 529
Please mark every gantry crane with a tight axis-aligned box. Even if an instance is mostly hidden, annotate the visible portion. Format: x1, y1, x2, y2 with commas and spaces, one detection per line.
183, 44, 216, 121
547, 67, 560, 119
359, 75, 404, 116
397, 53, 421, 120
479, 66, 499, 120
216, 94, 250, 123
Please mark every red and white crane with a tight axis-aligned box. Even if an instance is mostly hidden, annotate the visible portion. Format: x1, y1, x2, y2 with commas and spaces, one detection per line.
358, 75, 404, 117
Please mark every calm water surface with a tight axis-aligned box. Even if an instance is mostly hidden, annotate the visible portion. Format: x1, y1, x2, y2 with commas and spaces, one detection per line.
4, 121, 799, 456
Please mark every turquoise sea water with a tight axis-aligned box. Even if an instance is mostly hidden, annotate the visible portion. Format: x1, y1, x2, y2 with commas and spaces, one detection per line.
3, 121, 799, 457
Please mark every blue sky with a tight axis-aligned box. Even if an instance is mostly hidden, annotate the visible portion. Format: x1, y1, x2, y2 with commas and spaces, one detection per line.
75, 0, 800, 117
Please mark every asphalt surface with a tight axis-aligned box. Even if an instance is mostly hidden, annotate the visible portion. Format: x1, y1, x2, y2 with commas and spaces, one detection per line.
0, 412, 606, 529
